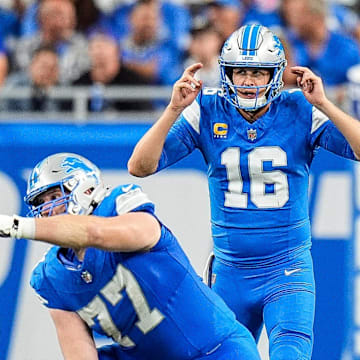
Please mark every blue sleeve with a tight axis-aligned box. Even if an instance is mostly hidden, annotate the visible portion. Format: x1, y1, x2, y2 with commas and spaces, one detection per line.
157, 117, 198, 171
30, 250, 65, 310
315, 121, 357, 160
157, 96, 202, 171
305, 103, 357, 160
131, 202, 155, 215
30, 266, 54, 308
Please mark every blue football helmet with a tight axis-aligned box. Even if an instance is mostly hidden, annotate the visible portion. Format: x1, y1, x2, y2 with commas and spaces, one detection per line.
25, 153, 107, 217
219, 24, 287, 111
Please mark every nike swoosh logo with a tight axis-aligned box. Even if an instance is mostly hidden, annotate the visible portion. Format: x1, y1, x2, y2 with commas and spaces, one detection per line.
284, 268, 301, 276
122, 184, 133, 193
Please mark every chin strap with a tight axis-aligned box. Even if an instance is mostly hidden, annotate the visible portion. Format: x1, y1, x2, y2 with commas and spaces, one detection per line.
236, 94, 267, 111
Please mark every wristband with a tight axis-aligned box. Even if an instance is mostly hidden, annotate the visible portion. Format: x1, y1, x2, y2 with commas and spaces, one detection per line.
12, 216, 36, 239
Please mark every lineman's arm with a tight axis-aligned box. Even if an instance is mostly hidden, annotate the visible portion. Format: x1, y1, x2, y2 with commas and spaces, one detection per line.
292, 66, 360, 159
0, 212, 161, 252
128, 63, 203, 177
50, 309, 98, 360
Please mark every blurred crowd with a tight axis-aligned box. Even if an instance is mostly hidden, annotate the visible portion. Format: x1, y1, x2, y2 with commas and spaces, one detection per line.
0, 0, 360, 113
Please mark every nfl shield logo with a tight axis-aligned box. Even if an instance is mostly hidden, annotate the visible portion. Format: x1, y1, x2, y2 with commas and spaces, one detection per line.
247, 128, 257, 141
81, 270, 93, 283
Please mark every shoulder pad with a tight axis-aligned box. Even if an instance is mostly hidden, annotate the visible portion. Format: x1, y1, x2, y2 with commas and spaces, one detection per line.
283, 88, 310, 107
115, 184, 155, 215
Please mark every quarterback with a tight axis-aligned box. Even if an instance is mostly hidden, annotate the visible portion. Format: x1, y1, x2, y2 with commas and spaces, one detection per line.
128, 24, 360, 360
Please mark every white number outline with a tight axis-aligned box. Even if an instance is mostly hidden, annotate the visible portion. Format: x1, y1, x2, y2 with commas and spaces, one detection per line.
221, 146, 289, 208
78, 264, 164, 347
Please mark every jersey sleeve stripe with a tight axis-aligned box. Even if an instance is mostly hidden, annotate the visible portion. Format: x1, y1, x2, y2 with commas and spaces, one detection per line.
182, 100, 201, 134
115, 189, 153, 215
311, 107, 329, 134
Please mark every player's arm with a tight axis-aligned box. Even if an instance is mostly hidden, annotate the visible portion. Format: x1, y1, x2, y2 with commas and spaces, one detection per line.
128, 62, 203, 177
0, 212, 161, 252
291, 66, 360, 159
50, 309, 98, 360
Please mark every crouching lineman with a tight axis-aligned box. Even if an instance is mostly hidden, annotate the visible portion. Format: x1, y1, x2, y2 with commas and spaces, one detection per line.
0, 152, 260, 360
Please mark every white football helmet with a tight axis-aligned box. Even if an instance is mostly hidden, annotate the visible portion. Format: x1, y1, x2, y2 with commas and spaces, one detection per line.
25, 153, 107, 217
219, 24, 287, 111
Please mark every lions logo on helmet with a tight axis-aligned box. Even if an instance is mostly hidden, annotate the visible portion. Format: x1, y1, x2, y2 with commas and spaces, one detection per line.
62, 157, 96, 176
25, 153, 107, 217
219, 24, 287, 111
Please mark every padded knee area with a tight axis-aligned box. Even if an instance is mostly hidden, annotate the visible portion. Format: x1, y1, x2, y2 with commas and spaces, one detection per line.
270, 344, 308, 360
269, 328, 312, 360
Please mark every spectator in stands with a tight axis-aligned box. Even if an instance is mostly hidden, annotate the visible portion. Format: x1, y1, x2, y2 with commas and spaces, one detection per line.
327, 2, 360, 44
73, 33, 153, 112
21, 0, 103, 37
0, 2, 21, 43
19, 0, 40, 37
183, 19, 222, 87
206, 0, 243, 44
119, 0, 183, 85
13, 0, 90, 84
73, 0, 102, 35
241, 0, 282, 29
4, 45, 71, 111
280, 0, 360, 105
99, 0, 191, 55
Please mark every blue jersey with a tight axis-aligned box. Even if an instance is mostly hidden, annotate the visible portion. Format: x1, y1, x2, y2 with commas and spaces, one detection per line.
30, 185, 242, 359
157, 89, 356, 263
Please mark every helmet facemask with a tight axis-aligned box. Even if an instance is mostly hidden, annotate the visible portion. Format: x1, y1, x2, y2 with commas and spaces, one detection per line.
28, 183, 72, 217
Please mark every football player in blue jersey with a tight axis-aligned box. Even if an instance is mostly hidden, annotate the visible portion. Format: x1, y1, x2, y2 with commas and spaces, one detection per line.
0, 152, 260, 360
128, 24, 360, 360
